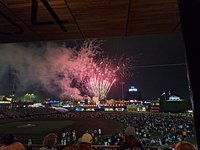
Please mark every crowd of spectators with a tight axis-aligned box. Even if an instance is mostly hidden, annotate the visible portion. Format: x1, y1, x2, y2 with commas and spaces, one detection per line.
0, 107, 197, 149
0, 107, 59, 120
0, 132, 25, 150
0, 130, 196, 150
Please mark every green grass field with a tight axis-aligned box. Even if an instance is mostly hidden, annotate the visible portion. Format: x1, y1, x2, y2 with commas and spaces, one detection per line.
0, 119, 126, 145
0, 118, 197, 146
0, 121, 75, 144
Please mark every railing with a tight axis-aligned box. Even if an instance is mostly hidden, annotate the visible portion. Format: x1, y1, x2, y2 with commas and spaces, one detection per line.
26, 144, 171, 150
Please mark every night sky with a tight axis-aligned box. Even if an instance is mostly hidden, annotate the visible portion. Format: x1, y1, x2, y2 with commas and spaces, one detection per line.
0, 33, 189, 100
101, 33, 189, 100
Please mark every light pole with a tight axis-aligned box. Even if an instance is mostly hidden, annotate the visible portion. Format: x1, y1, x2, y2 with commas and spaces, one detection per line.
120, 82, 125, 101
120, 64, 125, 102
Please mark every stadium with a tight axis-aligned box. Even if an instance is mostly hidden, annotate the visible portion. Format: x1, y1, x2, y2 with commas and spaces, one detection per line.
0, 0, 199, 150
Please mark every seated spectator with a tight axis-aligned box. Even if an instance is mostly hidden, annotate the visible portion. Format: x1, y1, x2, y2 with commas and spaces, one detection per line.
118, 126, 143, 150
0, 132, 25, 150
39, 133, 58, 150
79, 133, 93, 150
175, 141, 196, 150
64, 132, 93, 150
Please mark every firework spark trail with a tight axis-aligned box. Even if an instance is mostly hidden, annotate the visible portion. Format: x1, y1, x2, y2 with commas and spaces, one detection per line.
87, 62, 118, 101
38, 40, 118, 101
0, 40, 122, 101
105, 78, 116, 97
89, 77, 115, 100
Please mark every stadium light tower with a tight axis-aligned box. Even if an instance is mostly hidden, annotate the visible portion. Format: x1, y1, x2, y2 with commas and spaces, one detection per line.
120, 81, 125, 101
120, 64, 125, 101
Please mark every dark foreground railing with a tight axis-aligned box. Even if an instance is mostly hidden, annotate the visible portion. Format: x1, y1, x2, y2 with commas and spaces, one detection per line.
26, 144, 171, 150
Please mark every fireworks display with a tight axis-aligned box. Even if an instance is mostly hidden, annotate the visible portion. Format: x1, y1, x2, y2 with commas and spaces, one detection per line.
69, 40, 119, 102
0, 40, 122, 103
89, 78, 116, 100
87, 63, 118, 101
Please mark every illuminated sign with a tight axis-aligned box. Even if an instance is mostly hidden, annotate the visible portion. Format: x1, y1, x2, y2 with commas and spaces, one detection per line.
48, 100, 60, 103
129, 86, 138, 92
0, 101, 11, 104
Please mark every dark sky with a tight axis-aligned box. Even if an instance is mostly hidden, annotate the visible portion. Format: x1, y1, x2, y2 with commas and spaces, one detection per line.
0, 33, 189, 100
101, 33, 189, 100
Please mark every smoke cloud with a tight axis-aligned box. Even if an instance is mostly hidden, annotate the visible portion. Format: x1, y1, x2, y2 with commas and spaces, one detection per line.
0, 40, 105, 100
